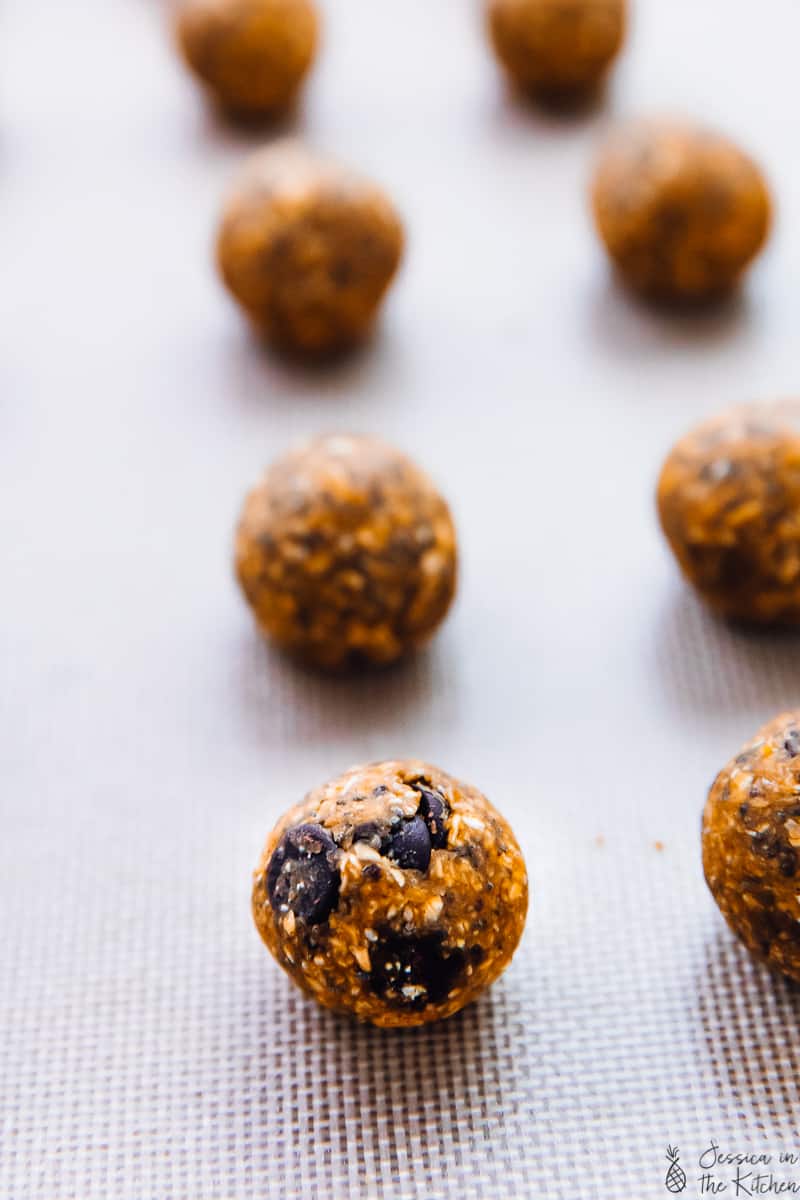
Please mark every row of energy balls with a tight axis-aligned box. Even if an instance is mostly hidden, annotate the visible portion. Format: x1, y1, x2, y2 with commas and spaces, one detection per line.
173, 0, 796, 1026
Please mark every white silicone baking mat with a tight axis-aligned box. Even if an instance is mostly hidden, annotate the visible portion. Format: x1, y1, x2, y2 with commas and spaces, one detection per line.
3, 1, 800, 1196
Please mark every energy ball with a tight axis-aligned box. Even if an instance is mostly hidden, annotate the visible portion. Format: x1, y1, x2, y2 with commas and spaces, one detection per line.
252, 760, 529, 1026
235, 433, 457, 670
592, 119, 771, 302
486, 0, 626, 98
658, 402, 800, 625
216, 141, 404, 356
703, 712, 800, 982
175, 0, 319, 118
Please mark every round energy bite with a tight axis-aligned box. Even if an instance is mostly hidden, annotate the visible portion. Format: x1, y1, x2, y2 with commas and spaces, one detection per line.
252, 761, 529, 1026
175, 0, 319, 118
658, 402, 800, 625
486, 0, 626, 98
216, 141, 404, 356
235, 434, 457, 670
592, 119, 771, 302
703, 712, 800, 982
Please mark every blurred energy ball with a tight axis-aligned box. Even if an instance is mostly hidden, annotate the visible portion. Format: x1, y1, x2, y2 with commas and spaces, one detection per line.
175, 0, 319, 117
486, 0, 626, 99
216, 141, 405, 357
592, 118, 772, 303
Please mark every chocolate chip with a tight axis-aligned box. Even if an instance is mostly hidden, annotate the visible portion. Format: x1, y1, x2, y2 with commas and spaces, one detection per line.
744, 893, 797, 954
266, 823, 340, 926
352, 821, 386, 851
386, 817, 431, 872
752, 830, 782, 860
785, 729, 800, 757
414, 785, 449, 849
368, 930, 466, 1008
779, 847, 798, 878
361, 862, 382, 881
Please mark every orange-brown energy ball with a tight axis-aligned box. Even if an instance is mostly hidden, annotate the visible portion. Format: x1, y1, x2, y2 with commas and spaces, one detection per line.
703, 712, 800, 982
252, 760, 529, 1026
216, 142, 404, 356
592, 119, 771, 302
175, 0, 319, 117
235, 434, 457, 670
658, 402, 800, 625
486, 0, 626, 97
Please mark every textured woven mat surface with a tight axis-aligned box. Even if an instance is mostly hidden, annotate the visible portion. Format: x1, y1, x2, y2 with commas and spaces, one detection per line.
3, 1, 800, 1196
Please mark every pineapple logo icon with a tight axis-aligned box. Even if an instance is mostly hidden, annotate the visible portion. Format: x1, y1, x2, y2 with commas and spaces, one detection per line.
665, 1145, 687, 1194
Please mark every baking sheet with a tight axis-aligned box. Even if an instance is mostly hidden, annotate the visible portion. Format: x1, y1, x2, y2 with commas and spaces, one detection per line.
3, 1, 800, 1196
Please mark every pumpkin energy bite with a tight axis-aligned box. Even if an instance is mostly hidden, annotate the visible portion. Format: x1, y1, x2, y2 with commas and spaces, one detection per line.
592, 119, 771, 302
216, 141, 404, 357
175, 0, 319, 118
235, 434, 457, 670
658, 402, 800, 625
252, 761, 529, 1027
486, 0, 626, 100
703, 712, 800, 983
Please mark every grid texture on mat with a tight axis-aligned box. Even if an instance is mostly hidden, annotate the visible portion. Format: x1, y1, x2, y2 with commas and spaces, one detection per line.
2, 1, 800, 1197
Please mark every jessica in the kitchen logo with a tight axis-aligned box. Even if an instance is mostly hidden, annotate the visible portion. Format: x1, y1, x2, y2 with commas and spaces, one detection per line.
665, 1141, 800, 1196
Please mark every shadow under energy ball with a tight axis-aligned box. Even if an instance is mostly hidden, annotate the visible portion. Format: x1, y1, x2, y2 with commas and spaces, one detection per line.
216, 141, 404, 357
486, 0, 626, 100
252, 760, 529, 1027
658, 401, 800, 625
703, 712, 800, 983
175, 0, 319, 118
235, 433, 458, 670
592, 118, 771, 303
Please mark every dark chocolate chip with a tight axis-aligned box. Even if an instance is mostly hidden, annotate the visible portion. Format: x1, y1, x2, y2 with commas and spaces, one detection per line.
779, 847, 798, 878
741, 886, 797, 954
352, 821, 387, 851
361, 863, 382, 881
368, 930, 466, 1008
752, 830, 782, 860
415, 785, 449, 849
266, 823, 340, 926
740, 877, 775, 908
716, 545, 754, 590
386, 817, 431, 872
785, 729, 800, 757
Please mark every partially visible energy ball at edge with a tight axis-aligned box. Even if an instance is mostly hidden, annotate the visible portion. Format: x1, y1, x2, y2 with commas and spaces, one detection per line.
252, 760, 529, 1027
175, 0, 319, 117
703, 712, 800, 983
592, 118, 771, 302
486, 0, 626, 97
658, 402, 800, 625
235, 434, 457, 670
216, 141, 404, 356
